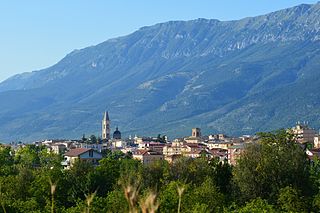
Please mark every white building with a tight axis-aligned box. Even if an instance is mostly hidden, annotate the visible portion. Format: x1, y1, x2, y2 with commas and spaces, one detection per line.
314, 135, 320, 148
291, 122, 316, 144
132, 150, 163, 165
62, 148, 103, 169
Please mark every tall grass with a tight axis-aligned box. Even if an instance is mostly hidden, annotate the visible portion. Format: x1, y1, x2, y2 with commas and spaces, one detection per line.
49, 178, 57, 213
84, 191, 97, 213
177, 186, 185, 213
120, 176, 159, 213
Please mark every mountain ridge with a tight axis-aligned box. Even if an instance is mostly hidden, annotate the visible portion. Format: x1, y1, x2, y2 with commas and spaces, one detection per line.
0, 2, 320, 141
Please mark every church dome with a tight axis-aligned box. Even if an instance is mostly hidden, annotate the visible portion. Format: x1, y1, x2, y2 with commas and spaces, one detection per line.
113, 127, 121, 139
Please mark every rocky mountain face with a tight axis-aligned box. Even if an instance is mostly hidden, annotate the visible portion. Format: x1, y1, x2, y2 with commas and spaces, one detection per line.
0, 3, 320, 141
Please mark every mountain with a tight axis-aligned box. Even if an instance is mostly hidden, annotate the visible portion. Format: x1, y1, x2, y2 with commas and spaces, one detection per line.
0, 3, 320, 141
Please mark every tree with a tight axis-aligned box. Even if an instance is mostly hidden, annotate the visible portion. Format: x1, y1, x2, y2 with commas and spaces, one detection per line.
209, 159, 233, 195
63, 160, 95, 204
309, 157, 320, 193
156, 134, 166, 143
105, 189, 129, 213
188, 177, 225, 212
82, 134, 87, 142
170, 157, 211, 184
233, 130, 310, 203
107, 150, 126, 160
0, 146, 15, 176
89, 135, 97, 144
90, 157, 121, 196
38, 148, 63, 169
14, 144, 42, 168
277, 186, 307, 212
158, 181, 184, 213
141, 160, 170, 191
313, 193, 320, 210
236, 198, 276, 213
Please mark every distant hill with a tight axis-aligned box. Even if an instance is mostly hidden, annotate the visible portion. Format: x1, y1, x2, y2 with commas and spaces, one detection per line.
0, 2, 320, 141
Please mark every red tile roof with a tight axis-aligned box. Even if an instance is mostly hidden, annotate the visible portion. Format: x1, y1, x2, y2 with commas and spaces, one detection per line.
133, 149, 163, 156
185, 143, 205, 148
64, 148, 91, 157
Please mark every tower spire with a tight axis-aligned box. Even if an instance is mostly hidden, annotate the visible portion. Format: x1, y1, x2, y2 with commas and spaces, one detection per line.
104, 111, 110, 121
102, 111, 110, 141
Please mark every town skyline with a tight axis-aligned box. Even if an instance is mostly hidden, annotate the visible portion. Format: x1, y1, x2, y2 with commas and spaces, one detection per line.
0, 1, 320, 212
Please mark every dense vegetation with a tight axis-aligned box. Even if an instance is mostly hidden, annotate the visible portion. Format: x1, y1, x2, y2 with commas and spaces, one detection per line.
1, 130, 320, 212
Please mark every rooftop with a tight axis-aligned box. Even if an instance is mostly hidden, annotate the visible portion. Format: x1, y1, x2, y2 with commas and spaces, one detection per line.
64, 148, 91, 157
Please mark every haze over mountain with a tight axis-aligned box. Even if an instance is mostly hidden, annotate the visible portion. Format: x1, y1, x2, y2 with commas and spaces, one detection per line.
0, 2, 320, 141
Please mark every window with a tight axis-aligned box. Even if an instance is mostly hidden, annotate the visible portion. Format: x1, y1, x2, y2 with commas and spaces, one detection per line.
89, 150, 93, 157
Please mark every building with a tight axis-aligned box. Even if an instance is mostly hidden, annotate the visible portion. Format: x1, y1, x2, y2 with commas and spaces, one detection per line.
205, 141, 233, 150
164, 154, 182, 163
227, 144, 245, 165
314, 135, 320, 148
102, 111, 111, 141
192, 128, 201, 137
163, 140, 206, 158
62, 148, 103, 169
291, 122, 316, 144
209, 134, 227, 140
79, 143, 106, 153
184, 128, 203, 143
132, 150, 164, 165
113, 127, 121, 140
210, 148, 228, 161
111, 140, 127, 149
138, 142, 165, 154
50, 144, 67, 154
184, 150, 212, 159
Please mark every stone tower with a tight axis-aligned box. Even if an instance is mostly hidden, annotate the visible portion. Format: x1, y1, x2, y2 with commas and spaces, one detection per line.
102, 111, 110, 140
192, 128, 201, 138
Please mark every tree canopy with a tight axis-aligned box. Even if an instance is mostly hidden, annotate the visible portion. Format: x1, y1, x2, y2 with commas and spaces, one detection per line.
0, 130, 319, 212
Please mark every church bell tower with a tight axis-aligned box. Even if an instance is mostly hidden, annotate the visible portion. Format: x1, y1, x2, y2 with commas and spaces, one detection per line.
102, 111, 110, 141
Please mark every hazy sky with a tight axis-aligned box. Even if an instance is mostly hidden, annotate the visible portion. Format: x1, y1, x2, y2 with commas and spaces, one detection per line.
0, 0, 317, 82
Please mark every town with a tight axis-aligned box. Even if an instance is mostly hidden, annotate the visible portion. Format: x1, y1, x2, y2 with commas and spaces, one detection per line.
1, 1, 319, 212
2, 111, 319, 169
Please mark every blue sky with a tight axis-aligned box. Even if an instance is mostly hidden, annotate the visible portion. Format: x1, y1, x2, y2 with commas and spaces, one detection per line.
0, 0, 317, 82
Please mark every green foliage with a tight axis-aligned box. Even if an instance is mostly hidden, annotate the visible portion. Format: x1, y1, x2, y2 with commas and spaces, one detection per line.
188, 177, 225, 212
312, 193, 320, 210
89, 135, 97, 144
190, 203, 209, 213
14, 145, 42, 167
309, 157, 320, 193
210, 159, 233, 194
1, 130, 319, 212
158, 181, 183, 213
170, 157, 213, 185
103, 190, 128, 213
277, 186, 307, 212
0, 146, 15, 176
156, 134, 167, 143
63, 159, 95, 202
233, 130, 310, 202
236, 198, 276, 213
91, 157, 121, 196
141, 160, 170, 190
